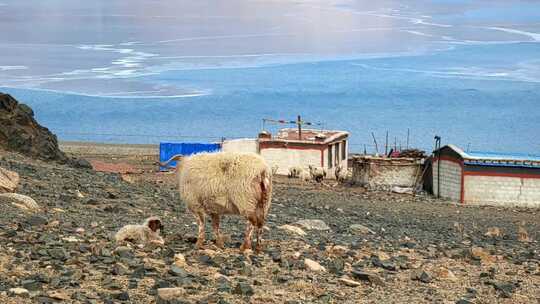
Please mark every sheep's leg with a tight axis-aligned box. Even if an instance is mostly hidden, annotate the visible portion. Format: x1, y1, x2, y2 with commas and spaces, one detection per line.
255, 226, 264, 253
239, 221, 254, 252
210, 214, 224, 249
195, 212, 206, 249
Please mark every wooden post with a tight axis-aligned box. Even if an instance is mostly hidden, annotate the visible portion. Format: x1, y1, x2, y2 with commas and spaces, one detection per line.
385, 131, 389, 156
371, 132, 379, 155
406, 128, 410, 149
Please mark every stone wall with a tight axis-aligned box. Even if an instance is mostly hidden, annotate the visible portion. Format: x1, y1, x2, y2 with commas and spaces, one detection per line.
353, 157, 422, 190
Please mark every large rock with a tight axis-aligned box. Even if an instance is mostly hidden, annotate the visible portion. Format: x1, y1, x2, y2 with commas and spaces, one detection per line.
0, 93, 67, 162
0, 167, 19, 193
0, 193, 40, 211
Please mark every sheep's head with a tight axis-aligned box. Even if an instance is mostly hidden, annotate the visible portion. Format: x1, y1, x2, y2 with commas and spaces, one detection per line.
144, 217, 163, 233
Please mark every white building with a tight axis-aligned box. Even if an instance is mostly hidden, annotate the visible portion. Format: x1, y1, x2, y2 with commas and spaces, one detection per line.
432, 145, 540, 207
222, 128, 349, 178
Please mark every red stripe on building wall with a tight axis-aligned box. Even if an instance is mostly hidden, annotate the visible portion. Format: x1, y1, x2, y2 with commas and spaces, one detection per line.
259, 141, 326, 151
463, 171, 540, 179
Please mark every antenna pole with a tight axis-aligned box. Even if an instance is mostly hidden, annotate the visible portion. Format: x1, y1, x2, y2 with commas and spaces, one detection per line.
297, 115, 302, 140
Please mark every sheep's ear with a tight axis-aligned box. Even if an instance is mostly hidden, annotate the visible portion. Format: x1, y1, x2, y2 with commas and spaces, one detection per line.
148, 220, 161, 232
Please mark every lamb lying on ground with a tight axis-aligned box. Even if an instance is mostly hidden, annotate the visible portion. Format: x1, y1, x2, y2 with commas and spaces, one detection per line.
114, 216, 164, 246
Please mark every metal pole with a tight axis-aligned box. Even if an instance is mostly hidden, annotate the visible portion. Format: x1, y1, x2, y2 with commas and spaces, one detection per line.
297, 115, 302, 140
434, 135, 441, 198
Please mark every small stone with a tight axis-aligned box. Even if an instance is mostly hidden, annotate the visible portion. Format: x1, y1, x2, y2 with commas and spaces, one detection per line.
111, 291, 130, 301
216, 277, 232, 292
26, 215, 47, 226
328, 245, 348, 256
434, 267, 458, 281
114, 246, 133, 258
48, 248, 68, 261
295, 219, 330, 231
198, 255, 215, 266
371, 256, 397, 271
339, 278, 362, 287
8, 287, 29, 297
349, 224, 375, 235
304, 258, 326, 272
279, 224, 306, 236
174, 253, 186, 267
233, 282, 254, 297
411, 270, 432, 283
75, 190, 85, 198
328, 258, 345, 275
351, 269, 385, 286
0, 167, 19, 193
75, 227, 85, 234
490, 281, 516, 298
48, 290, 70, 300
156, 287, 185, 304
169, 265, 188, 277
21, 279, 41, 291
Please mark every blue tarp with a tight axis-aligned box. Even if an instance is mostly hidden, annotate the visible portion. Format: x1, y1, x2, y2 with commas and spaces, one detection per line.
159, 142, 221, 171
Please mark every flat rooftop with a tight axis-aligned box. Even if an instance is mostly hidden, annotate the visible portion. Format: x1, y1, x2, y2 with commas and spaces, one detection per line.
260, 128, 348, 145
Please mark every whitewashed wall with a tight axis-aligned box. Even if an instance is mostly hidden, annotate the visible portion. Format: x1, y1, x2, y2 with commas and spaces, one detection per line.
260, 148, 322, 176
222, 138, 258, 154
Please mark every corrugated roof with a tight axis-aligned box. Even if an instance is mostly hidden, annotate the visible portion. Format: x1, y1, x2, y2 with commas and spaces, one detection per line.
464, 150, 540, 162
439, 144, 540, 168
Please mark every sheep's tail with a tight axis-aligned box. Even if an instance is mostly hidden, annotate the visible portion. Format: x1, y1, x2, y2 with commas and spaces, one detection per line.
159, 154, 183, 168
255, 168, 272, 228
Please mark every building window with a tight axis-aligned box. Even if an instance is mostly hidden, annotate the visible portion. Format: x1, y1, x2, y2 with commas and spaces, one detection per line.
328, 144, 333, 168
341, 140, 346, 160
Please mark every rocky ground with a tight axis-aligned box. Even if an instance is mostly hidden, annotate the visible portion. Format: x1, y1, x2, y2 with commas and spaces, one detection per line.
0, 148, 539, 304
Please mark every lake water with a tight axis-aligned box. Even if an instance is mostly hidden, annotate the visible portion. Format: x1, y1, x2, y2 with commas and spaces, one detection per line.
1, 0, 539, 153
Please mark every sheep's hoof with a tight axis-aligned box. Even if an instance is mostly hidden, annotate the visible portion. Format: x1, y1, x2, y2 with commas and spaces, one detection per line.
239, 243, 251, 253
195, 240, 205, 250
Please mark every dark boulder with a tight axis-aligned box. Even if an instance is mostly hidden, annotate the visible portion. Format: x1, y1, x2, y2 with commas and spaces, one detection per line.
0, 93, 67, 162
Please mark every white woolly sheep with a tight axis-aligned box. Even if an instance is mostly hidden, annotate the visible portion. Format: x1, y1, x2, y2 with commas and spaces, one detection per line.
298, 169, 311, 182
288, 166, 303, 178
161, 152, 272, 253
308, 165, 327, 183
334, 166, 348, 183
114, 216, 164, 246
